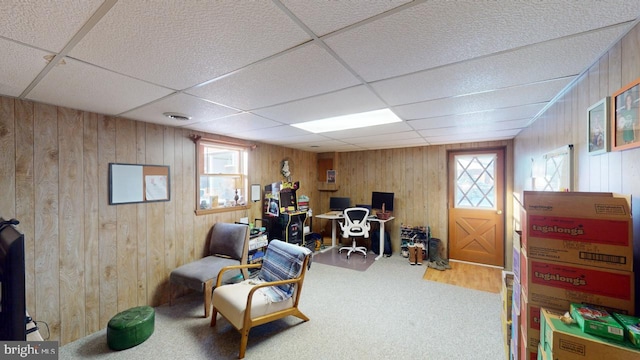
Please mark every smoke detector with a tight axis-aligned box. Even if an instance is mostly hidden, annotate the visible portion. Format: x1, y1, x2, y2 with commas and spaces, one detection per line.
163, 112, 192, 121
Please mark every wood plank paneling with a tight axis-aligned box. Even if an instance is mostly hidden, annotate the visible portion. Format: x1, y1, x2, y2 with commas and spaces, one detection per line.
0, 97, 16, 219
163, 127, 176, 306
58, 107, 85, 343
135, 121, 148, 306
98, 116, 117, 326
34, 103, 60, 339
14, 100, 35, 316
83, 112, 100, 334
115, 118, 138, 312
145, 124, 165, 306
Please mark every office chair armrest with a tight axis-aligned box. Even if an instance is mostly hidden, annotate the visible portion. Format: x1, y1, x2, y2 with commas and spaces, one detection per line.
215, 263, 262, 287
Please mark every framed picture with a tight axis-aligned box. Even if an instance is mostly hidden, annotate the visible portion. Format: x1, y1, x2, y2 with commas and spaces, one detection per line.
587, 97, 609, 155
611, 77, 640, 151
327, 169, 336, 183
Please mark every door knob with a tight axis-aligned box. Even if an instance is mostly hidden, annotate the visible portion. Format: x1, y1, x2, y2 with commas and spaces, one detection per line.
496, 210, 503, 215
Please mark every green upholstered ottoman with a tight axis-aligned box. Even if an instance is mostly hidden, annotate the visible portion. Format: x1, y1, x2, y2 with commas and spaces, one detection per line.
107, 306, 155, 350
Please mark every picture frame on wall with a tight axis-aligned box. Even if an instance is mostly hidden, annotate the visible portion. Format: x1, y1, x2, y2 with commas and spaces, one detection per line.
612, 78, 640, 151
587, 97, 609, 155
326, 169, 336, 183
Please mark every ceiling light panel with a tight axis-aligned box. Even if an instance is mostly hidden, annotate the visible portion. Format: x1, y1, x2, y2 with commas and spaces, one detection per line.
321, 120, 413, 139
68, 1, 310, 89
187, 43, 360, 110
291, 109, 401, 133
26, 57, 173, 116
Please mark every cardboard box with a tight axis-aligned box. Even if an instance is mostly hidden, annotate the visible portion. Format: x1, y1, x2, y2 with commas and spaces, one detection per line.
520, 252, 635, 315
520, 331, 538, 360
521, 291, 542, 350
612, 313, 640, 348
511, 306, 520, 360
570, 303, 624, 341
540, 308, 640, 360
523, 191, 633, 271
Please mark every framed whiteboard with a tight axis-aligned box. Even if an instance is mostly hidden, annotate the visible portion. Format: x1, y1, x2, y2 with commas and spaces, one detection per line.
109, 163, 170, 205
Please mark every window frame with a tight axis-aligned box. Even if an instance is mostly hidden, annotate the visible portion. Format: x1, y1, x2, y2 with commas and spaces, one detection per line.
193, 136, 251, 215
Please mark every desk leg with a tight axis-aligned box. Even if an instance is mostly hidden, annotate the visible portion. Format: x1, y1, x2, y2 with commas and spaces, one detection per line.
375, 222, 385, 261
331, 219, 337, 248
319, 219, 338, 253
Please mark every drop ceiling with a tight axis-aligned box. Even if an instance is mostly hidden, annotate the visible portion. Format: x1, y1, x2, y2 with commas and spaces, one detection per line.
1, 1, 639, 152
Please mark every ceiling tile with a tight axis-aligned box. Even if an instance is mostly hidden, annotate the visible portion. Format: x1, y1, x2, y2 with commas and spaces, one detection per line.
26, 58, 173, 115
0, 0, 103, 52
188, 113, 281, 135
253, 85, 386, 124
341, 130, 424, 144
394, 77, 574, 120
372, 23, 632, 106
418, 118, 530, 137
281, 0, 411, 36
68, 1, 311, 89
120, 93, 240, 127
187, 43, 361, 111
230, 124, 310, 141
407, 103, 546, 130
325, 0, 640, 81
0, 39, 50, 97
425, 129, 521, 145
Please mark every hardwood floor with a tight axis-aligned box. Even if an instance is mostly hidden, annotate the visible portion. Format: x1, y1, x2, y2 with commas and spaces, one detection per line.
422, 260, 502, 293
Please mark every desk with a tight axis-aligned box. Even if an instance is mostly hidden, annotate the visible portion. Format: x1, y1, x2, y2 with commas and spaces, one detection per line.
315, 212, 395, 261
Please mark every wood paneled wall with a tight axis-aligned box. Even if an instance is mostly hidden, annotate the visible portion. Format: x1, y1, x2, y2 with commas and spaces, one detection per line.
0, 97, 317, 345
513, 21, 640, 312
322, 140, 514, 261
0, 99, 514, 346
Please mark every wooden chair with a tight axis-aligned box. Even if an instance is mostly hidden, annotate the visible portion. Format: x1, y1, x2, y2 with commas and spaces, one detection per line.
169, 222, 249, 317
210, 240, 312, 359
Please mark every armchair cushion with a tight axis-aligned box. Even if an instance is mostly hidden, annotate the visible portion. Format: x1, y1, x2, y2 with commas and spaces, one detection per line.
212, 282, 295, 330
169, 256, 241, 291
209, 222, 248, 259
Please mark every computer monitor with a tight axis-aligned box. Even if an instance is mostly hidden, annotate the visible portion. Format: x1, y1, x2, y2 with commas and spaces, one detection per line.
329, 197, 350, 211
371, 191, 394, 211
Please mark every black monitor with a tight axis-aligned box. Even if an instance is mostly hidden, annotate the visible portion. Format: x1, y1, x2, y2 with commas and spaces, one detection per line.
329, 197, 350, 211
0, 218, 26, 341
371, 191, 394, 211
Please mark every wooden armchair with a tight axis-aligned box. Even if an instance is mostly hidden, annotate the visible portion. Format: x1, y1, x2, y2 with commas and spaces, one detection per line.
210, 240, 312, 359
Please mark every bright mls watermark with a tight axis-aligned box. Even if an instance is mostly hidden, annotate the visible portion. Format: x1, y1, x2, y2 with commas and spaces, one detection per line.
2, 342, 58, 359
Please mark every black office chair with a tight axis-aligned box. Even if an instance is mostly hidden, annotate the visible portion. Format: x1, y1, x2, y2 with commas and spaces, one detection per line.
338, 207, 371, 259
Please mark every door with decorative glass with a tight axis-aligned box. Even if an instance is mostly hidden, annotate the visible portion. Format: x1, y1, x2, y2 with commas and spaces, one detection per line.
448, 148, 505, 267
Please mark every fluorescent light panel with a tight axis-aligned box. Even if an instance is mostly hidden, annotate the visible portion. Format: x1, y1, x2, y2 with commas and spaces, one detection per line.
291, 108, 401, 133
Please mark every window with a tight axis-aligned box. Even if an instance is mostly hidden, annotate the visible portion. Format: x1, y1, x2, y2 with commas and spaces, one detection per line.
195, 137, 249, 214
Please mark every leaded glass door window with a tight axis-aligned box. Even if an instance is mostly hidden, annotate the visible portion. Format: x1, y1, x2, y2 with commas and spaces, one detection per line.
454, 154, 497, 209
